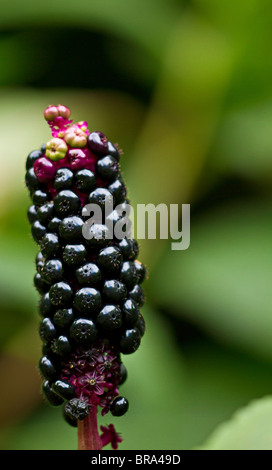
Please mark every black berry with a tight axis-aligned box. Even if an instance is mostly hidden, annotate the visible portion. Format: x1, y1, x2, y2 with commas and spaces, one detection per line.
39, 355, 59, 381
108, 178, 126, 204
121, 298, 139, 327
75, 169, 96, 192
62, 244, 87, 267
31, 220, 47, 243
110, 396, 129, 416
64, 398, 89, 421
120, 328, 141, 354
53, 308, 74, 328
87, 131, 108, 156
27, 205, 37, 224
54, 168, 74, 190
32, 189, 48, 206
41, 259, 63, 284
120, 261, 138, 289
54, 190, 81, 217
107, 141, 120, 161
118, 238, 139, 260
52, 335, 72, 357
96, 155, 119, 182
49, 282, 73, 307
75, 263, 101, 286
97, 305, 122, 331
103, 280, 127, 303
73, 287, 101, 315
97, 246, 123, 274
40, 233, 60, 258
59, 216, 84, 242
52, 379, 75, 400
42, 380, 64, 406
37, 202, 54, 225
39, 317, 56, 342
88, 187, 113, 211
26, 149, 42, 170
70, 318, 98, 345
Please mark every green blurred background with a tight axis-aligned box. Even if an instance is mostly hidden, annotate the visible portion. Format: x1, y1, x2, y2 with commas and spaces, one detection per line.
1, 0, 272, 450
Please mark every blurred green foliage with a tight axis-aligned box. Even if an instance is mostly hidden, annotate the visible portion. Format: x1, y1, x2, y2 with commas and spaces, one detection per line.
1, 0, 272, 450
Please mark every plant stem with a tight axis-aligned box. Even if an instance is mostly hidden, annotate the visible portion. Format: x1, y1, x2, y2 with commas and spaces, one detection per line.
77, 406, 103, 450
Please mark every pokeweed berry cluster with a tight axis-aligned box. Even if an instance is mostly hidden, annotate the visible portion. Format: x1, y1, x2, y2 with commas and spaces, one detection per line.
25, 104, 146, 449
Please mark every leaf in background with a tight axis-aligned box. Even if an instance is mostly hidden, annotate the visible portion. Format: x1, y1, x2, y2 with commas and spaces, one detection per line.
149, 201, 272, 362
125, 12, 235, 268
201, 396, 272, 450
0, 0, 180, 59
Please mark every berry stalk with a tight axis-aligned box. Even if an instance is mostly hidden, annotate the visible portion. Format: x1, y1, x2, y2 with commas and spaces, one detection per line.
77, 406, 102, 450
25, 104, 146, 450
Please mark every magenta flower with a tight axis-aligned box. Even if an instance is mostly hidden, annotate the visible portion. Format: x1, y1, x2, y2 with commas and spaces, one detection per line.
78, 371, 106, 396
100, 424, 123, 450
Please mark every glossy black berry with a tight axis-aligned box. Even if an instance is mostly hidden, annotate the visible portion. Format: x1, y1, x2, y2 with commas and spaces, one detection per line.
54, 190, 81, 217
39, 317, 56, 342
49, 282, 73, 307
52, 335, 72, 357
107, 141, 120, 161
120, 328, 141, 354
36, 202, 54, 225
110, 396, 129, 416
88, 187, 113, 210
129, 284, 145, 307
62, 244, 87, 266
40, 233, 60, 258
48, 216, 61, 233
27, 205, 37, 224
32, 189, 48, 206
97, 246, 123, 274
84, 223, 111, 248
120, 261, 138, 289
118, 238, 139, 260
39, 292, 54, 317
53, 308, 74, 328
70, 318, 97, 345
59, 216, 84, 242
135, 313, 146, 337
41, 259, 63, 284
39, 355, 59, 381
118, 363, 128, 385
36, 251, 45, 274
54, 168, 74, 190
42, 380, 64, 406
134, 260, 146, 284
64, 398, 89, 421
108, 178, 126, 204
52, 380, 75, 400
103, 280, 127, 303
26, 149, 43, 170
96, 155, 119, 182
75, 263, 101, 286
75, 169, 96, 192
122, 298, 139, 327
73, 287, 101, 315
97, 305, 122, 331
25, 167, 39, 189
63, 409, 78, 427
87, 131, 108, 156
31, 220, 47, 243
34, 272, 49, 295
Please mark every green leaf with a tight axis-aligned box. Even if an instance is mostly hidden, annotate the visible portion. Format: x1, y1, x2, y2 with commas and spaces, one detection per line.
201, 396, 272, 450
149, 202, 272, 362
0, 0, 180, 59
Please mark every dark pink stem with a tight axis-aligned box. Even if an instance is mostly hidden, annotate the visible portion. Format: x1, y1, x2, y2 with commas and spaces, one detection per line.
77, 406, 103, 450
